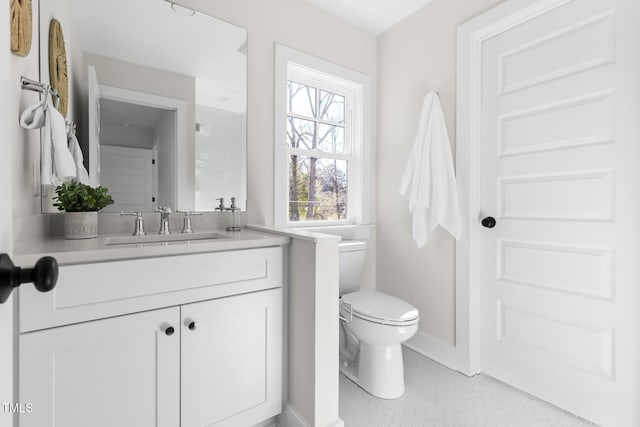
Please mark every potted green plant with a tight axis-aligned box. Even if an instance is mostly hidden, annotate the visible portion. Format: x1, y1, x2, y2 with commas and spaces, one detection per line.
53, 181, 113, 239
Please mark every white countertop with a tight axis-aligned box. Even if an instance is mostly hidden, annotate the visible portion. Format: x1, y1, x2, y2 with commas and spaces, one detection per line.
13, 229, 290, 266
247, 224, 343, 242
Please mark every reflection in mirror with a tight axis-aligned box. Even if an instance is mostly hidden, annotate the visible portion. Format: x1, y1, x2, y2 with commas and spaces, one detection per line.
40, 0, 247, 212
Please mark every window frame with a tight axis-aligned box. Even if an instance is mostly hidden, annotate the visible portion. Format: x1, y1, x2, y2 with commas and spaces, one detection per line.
274, 45, 372, 228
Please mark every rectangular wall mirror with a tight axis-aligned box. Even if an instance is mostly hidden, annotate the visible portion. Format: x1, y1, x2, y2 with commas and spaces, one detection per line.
40, 0, 247, 213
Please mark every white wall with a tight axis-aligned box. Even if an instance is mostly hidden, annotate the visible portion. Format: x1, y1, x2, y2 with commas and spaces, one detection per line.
377, 0, 504, 345
12, 0, 42, 218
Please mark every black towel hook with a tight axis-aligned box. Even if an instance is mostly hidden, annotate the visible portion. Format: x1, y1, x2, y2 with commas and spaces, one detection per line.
0, 254, 58, 303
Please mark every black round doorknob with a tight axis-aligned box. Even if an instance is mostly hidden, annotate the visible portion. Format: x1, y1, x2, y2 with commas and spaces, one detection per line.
481, 216, 496, 228
29, 256, 58, 293
188, 321, 196, 331
165, 326, 175, 336
0, 254, 58, 304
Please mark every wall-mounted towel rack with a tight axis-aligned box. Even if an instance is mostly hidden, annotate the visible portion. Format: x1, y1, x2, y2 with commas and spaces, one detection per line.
20, 76, 60, 108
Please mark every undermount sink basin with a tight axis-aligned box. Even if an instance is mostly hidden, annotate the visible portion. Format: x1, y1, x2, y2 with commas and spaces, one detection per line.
104, 232, 230, 246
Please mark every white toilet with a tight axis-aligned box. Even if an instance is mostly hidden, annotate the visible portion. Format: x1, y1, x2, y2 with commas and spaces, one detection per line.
338, 240, 419, 399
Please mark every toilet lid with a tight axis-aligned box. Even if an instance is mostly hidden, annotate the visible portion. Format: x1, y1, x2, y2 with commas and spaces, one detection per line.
341, 290, 419, 325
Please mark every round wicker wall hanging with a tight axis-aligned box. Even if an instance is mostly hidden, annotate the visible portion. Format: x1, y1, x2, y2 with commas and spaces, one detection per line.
10, 0, 32, 56
49, 19, 69, 117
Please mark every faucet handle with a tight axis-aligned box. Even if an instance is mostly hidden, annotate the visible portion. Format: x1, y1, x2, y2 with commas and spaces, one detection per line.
120, 212, 145, 236
156, 206, 173, 214
215, 198, 225, 212
120, 211, 143, 218
178, 211, 202, 234
178, 211, 203, 218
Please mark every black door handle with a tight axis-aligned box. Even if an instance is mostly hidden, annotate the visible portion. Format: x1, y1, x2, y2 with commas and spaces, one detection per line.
165, 326, 175, 336
481, 217, 496, 228
188, 321, 196, 331
0, 254, 58, 303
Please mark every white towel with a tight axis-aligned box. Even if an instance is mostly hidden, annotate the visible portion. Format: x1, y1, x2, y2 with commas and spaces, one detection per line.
19, 96, 48, 129
41, 101, 76, 186
399, 91, 461, 247
68, 132, 90, 184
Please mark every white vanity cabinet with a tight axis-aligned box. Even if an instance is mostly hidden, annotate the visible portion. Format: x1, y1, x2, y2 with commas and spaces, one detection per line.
19, 307, 181, 427
181, 289, 282, 427
17, 246, 284, 427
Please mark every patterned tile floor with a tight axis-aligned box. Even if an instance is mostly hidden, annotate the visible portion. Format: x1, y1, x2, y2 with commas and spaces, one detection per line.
339, 348, 595, 427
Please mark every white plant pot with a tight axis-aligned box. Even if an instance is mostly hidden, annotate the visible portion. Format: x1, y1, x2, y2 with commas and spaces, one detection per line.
64, 211, 98, 239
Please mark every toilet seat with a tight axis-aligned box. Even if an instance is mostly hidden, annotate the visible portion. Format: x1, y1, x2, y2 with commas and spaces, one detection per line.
341, 290, 419, 326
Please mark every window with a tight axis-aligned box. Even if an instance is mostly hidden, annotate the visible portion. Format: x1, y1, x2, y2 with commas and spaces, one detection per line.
275, 45, 371, 227
287, 80, 349, 221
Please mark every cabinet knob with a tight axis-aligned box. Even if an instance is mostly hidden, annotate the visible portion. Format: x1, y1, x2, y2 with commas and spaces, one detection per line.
188, 321, 196, 331
165, 326, 175, 336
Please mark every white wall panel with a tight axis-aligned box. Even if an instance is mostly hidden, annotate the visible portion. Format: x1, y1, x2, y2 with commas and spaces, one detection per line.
498, 239, 613, 299
498, 301, 614, 378
499, 10, 615, 95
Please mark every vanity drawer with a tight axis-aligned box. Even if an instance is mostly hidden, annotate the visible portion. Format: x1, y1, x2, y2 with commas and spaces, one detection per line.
19, 247, 283, 333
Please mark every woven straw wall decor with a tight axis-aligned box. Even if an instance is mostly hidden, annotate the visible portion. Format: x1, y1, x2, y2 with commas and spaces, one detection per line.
49, 19, 69, 117
10, 0, 32, 56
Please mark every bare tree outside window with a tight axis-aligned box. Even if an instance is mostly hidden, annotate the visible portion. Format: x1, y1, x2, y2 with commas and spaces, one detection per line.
286, 81, 348, 222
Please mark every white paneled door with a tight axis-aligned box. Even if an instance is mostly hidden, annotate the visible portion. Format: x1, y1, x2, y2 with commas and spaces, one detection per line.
470, 0, 640, 425
0, 178, 12, 425
0, 3, 14, 426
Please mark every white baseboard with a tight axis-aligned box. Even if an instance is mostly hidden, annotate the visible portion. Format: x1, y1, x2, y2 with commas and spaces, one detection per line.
403, 331, 458, 372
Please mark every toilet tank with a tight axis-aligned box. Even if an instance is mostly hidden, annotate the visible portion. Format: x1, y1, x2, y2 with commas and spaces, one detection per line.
339, 240, 367, 295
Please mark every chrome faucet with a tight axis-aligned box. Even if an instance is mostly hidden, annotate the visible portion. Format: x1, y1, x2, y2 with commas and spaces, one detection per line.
179, 211, 202, 234
120, 212, 145, 236
215, 198, 225, 212
156, 206, 173, 235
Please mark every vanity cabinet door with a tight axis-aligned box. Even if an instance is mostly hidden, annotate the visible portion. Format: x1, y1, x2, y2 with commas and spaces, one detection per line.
181, 288, 283, 427
19, 307, 180, 427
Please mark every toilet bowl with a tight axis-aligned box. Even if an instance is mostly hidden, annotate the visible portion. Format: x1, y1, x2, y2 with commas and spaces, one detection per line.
338, 241, 419, 399
339, 290, 419, 399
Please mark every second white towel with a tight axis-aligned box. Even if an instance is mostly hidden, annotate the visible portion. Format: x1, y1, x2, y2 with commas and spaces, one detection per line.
68, 132, 90, 185
399, 91, 461, 247
41, 101, 76, 186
